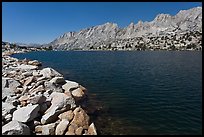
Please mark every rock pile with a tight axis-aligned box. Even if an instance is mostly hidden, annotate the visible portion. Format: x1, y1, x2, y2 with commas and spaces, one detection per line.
2, 51, 97, 135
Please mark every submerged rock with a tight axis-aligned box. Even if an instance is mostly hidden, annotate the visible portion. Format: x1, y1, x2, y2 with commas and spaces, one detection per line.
71, 107, 90, 129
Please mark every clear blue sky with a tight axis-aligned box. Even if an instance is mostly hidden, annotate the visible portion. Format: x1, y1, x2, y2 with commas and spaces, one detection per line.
2, 2, 202, 44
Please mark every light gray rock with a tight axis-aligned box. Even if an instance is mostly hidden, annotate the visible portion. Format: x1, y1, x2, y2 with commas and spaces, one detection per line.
2, 77, 21, 90
37, 76, 47, 81
44, 81, 63, 93
41, 92, 76, 124
55, 119, 69, 135
12, 104, 40, 123
40, 67, 62, 79
2, 88, 15, 101
22, 71, 33, 77
16, 64, 38, 70
33, 70, 43, 77
2, 120, 30, 135
2, 102, 16, 116
62, 80, 79, 92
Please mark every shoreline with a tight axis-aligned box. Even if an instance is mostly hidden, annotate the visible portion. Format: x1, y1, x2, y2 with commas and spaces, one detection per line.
2, 49, 98, 135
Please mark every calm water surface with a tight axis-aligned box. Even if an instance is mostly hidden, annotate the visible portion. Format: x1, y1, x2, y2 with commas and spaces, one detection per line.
12, 51, 202, 135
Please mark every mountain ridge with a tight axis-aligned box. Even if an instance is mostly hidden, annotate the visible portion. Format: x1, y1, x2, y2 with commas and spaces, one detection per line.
46, 6, 202, 50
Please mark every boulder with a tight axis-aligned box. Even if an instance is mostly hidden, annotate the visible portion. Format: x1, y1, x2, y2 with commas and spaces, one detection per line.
28, 60, 41, 66
71, 107, 90, 129
16, 64, 38, 70
55, 119, 69, 135
12, 104, 40, 123
41, 92, 76, 124
62, 80, 79, 92
40, 68, 62, 79
58, 110, 74, 121
44, 81, 63, 93
71, 87, 86, 101
2, 120, 30, 135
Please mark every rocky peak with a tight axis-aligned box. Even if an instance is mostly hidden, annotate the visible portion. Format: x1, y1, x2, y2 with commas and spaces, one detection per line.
153, 14, 172, 22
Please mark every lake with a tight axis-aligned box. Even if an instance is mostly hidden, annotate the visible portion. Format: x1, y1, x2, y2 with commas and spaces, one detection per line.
12, 51, 202, 135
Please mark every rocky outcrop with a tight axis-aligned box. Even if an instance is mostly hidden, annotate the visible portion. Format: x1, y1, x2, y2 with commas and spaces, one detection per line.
2, 50, 97, 135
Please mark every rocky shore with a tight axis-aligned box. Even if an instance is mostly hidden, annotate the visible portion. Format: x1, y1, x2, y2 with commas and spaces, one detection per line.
2, 50, 97, 135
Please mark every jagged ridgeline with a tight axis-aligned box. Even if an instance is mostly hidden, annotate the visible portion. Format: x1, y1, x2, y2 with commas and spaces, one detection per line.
45, 7, 202, 51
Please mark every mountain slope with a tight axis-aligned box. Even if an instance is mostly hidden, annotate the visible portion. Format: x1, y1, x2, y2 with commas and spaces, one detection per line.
47, 6, 202, 50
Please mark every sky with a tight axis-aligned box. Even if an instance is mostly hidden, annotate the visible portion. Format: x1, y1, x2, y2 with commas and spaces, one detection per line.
2, 2, 202, 44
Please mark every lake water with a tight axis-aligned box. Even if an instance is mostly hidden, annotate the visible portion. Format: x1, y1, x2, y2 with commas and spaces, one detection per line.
12, 51, 202, 135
